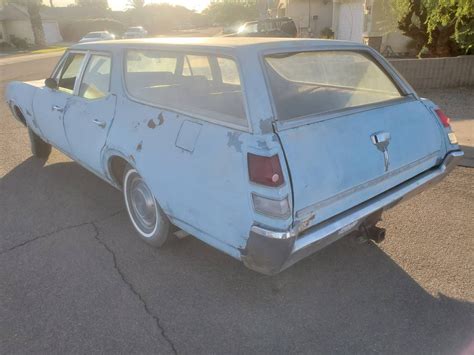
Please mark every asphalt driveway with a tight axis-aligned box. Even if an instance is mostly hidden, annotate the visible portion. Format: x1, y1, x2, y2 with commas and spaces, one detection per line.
0, 54, 473, 354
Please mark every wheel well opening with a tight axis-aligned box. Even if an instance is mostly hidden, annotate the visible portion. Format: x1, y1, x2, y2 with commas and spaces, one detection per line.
109, 156, 128, 187
13, 105, 26, 126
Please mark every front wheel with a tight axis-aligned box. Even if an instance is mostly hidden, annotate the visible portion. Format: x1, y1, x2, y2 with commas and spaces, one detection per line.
28, 128, 51, 160
123, 165, 171, 247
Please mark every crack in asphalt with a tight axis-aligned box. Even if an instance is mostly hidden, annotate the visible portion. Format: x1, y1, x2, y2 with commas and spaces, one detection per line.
0, 209, 124, 256
0, 221, 92, 256
90, 222, 178, 355
0, 208, 177, 353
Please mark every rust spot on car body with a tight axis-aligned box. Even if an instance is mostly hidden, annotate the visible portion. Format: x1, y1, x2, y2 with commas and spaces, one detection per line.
157, 112, 164, 125
136, 141, 143, 152
259, 117, 274, 134
257, 140, 269, 150
227, 131, 243, 152
148, 119, 156, 129
147, 113, 164, 129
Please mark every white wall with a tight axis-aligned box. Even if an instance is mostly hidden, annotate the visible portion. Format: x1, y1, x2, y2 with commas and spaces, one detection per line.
285, 0, 333, 37
4, 20, 34, 44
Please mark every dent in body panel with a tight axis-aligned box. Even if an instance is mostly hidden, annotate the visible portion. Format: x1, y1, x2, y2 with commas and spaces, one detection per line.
5, 81, 39, 129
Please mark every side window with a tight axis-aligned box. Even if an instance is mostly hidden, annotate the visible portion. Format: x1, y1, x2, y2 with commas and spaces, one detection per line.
125, 50, 247, 127
183, 55, 213, 80
58, 53, 85, 94
217, 57, 240, 85
126, 50, 177, 74
79, 55, 111, 100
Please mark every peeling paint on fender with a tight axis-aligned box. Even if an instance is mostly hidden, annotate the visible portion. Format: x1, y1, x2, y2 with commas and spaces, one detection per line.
226, 131, 243, 152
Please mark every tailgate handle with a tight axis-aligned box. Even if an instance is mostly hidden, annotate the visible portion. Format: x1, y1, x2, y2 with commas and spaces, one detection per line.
371, 132, 391, 172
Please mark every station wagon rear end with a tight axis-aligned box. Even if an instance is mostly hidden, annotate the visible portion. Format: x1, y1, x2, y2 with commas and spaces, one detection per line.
5, 38, 463, 275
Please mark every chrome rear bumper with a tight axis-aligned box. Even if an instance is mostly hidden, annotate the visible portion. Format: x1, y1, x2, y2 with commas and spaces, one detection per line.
242, 150, 464, 275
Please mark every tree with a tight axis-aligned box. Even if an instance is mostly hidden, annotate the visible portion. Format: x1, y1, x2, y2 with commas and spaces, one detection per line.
49, 0, 54, 7
7, 0, 46, 46
202, 2, 258, 26
127, 0, 144, 9
393, 0, 474, 56
75, 0, 109, 10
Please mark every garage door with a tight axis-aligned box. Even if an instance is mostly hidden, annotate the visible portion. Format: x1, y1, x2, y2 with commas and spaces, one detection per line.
337, 1, 364, 43
42, 21, 63, 44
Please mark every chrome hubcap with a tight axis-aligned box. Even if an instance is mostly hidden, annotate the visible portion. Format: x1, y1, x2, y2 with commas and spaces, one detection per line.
126, 172, 157, 235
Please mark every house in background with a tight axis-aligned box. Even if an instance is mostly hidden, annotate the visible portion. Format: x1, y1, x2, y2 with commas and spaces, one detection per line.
0, 3, 63, 46
363, 0, 412, 55
277, 0, 365, 42
277, 0, 411, 55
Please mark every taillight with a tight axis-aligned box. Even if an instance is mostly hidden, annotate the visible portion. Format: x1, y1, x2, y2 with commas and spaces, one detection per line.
248, 153, 284, 187
435, 109, 450, 128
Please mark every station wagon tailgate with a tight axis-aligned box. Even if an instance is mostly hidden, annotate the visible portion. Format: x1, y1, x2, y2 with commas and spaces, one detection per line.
264, 50, 444, 229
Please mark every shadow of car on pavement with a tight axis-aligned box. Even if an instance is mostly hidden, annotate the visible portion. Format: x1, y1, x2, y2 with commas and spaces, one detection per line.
0, 157, 473, 354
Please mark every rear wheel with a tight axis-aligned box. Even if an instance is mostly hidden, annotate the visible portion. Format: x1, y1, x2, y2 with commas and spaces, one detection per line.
123, 165, 171, 247
28, 128, 51, 160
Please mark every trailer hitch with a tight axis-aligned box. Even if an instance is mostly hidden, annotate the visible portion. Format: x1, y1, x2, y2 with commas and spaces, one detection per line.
355, 224, 386, 244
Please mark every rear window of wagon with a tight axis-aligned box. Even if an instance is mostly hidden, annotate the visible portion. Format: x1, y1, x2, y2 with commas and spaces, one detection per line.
264, 51, 403, 121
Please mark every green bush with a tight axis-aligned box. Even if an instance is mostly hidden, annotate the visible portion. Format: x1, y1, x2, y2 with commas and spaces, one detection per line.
60, 18, 126, 41
9, 35, 30, 49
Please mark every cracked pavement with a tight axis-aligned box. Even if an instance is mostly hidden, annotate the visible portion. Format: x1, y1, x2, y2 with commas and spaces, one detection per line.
1, 54, 473, 354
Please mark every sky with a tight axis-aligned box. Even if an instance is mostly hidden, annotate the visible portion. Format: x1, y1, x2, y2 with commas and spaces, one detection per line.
49, 0, 211, 12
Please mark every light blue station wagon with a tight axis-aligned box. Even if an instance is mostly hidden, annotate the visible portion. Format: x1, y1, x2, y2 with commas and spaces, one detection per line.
6, 38, 463, 274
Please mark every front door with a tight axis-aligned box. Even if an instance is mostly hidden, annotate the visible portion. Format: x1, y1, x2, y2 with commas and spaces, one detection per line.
34, 52, 86, 153
63, 54, 116, 174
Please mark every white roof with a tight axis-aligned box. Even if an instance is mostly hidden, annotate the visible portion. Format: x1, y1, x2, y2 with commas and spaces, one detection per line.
71, 37, 363, 55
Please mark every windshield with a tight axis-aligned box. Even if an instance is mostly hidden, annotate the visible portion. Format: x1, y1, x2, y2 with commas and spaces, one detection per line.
128, 27, 142, 32
265, 51, 402, 120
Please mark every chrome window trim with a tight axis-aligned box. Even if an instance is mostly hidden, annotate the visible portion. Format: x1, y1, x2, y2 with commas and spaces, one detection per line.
121, 48, 252, 133
76, 51, 113, 100
53, 50, 88, 95
275, 96, 416, 132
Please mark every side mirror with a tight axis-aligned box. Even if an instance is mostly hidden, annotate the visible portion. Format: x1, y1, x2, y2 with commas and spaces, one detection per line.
45, 78, 58, 90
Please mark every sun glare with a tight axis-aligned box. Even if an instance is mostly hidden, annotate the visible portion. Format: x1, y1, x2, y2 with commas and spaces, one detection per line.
108, 0, 211, 12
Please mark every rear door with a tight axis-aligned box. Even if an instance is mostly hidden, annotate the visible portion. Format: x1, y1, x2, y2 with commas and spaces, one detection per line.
264, 50, 444, 227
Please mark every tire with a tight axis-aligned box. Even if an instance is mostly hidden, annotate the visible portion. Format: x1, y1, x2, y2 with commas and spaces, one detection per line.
123, 165, 171, 247
28, 128, 51, 160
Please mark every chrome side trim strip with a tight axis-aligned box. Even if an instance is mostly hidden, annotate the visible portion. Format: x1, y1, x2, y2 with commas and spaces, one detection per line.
251, 151, 463, 251
281, 150, 463, 269
295, 151, 440, 219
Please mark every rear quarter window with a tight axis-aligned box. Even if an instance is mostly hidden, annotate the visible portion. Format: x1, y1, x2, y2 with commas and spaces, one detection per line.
264, 51, 403, 121
125, 50, 247, 128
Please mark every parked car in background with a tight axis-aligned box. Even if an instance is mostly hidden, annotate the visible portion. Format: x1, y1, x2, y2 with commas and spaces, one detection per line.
123, 26, 148, 39
5, 38, 463, 275
232, 18, 297, 38
79, 31, 115, 43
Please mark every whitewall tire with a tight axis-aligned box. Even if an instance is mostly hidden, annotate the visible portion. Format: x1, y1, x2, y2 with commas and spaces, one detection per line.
123, 166, 171, 247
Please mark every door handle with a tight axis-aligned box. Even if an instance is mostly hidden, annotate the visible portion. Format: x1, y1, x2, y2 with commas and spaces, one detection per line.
92, 119, 106, 128
52, 105, 64, 113
371, 131, 391, 172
